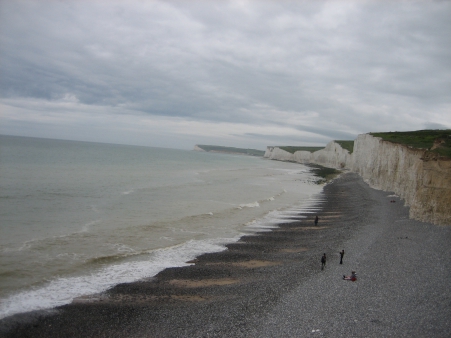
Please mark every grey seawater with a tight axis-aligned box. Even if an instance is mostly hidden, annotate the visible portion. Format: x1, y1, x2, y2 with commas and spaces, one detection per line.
0, 135, 323, 318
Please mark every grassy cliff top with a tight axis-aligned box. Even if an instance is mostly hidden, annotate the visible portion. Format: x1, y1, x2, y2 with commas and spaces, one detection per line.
196, 145, 265, 156
370, 130, 451, 158
279, 142, 355, 154
278, 146, 324, 154
334, 140, 354, 153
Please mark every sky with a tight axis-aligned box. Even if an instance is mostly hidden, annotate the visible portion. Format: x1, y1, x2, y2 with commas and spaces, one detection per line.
1, 0, 450, 150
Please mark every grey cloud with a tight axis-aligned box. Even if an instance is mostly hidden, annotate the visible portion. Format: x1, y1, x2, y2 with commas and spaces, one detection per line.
1, 0, 450, 149
294, 125, 358, 141
423, 123, 450, 130
242, 133, 331, 146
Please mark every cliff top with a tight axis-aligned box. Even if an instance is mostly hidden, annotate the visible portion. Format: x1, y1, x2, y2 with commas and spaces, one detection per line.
334, 140, 354, 153
276, 141, 355, 154
370, 130, 451, 158
278, 146, 324, 154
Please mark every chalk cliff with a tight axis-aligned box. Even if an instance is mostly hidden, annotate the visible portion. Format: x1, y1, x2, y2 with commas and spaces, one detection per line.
352, 134, 451, 226
264, 147, 295, 161
264, 141, 352, 169
265, 134, 451, 225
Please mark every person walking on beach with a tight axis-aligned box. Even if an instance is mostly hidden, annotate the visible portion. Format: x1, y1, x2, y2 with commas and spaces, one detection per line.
339, 250, 345, 264
321, 253, 326, 270
314, 215, 319, 226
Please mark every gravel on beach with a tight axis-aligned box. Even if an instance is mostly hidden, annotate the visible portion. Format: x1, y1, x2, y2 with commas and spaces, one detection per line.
1, 173, 450, 337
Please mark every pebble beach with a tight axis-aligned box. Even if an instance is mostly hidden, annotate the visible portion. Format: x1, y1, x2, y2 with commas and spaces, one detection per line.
1, 172, 450, 337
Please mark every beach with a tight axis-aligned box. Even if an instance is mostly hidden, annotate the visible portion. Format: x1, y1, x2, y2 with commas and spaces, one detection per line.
1, 172, 450, 337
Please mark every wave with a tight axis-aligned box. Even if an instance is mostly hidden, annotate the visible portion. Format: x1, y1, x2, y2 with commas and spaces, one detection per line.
1, 222, 99, 254
1, 241, 33, 254
0, 237, 238, 320
237, 189, 287, 210
0, 191, 325, 320
238, 201, 260, 209
81, 219, 101, 233
85, 247, 143, 265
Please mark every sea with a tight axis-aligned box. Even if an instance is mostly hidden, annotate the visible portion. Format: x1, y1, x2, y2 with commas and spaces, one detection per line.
0, 135, 324, 319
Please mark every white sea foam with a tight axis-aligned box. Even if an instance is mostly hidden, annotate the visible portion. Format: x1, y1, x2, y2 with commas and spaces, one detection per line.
159, 236, 175, 241
243, 198, 323, 231
112, 243, 136, 253
238, 201, 260, 209
55, 252, 85, 260
244, 219, 278, 230
0, 238, 237, 319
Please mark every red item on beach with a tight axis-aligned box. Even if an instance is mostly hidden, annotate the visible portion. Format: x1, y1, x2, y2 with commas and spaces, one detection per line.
343, 273, 357, 281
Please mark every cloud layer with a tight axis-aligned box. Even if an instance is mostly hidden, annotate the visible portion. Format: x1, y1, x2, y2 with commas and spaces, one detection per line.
1, 0, 450, 149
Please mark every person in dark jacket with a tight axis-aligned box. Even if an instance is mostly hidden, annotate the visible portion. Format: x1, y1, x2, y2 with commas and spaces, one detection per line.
339, 250, 345, 264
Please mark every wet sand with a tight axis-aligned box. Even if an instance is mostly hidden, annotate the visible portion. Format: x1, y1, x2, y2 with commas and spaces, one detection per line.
1, 173, 450, 337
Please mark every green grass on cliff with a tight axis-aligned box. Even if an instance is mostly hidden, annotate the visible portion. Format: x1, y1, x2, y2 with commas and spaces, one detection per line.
370, 130, 451, 158
278, 146, 324, 154
334, 140, 354, 153
279, 142, 354, 154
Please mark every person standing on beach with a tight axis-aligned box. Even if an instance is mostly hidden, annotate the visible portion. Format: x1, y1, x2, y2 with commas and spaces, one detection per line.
321, 253, 326, 270
314, 215, 319, 226
339, 250, 345, 264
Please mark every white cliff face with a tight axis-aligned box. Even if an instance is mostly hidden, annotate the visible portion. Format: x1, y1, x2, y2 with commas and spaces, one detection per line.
264, 147, 296, 161
264, 141, 352, 169
352, 134, 424, 199
292, 151, 314, 163
312, 141, 353, 169
352, 134, 451, 225
265, 134, 451, 225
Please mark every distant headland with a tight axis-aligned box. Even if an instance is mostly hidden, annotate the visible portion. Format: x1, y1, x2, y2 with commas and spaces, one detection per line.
193, 144, 265, 156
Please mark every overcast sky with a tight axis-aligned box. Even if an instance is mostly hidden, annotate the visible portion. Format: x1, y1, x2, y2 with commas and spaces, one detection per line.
1, 0, 450, 150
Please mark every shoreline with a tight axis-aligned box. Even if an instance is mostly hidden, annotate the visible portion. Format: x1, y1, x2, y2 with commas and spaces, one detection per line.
2, 173, 450, 337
